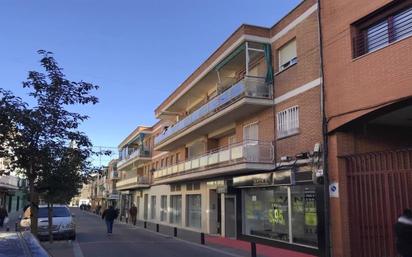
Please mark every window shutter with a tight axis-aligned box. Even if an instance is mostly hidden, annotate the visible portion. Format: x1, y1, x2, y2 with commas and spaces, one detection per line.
279, 39, 297, 69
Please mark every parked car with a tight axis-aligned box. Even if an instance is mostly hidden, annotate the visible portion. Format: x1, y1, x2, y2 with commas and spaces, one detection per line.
0, 231, 51, 257
19, 205, 76, 240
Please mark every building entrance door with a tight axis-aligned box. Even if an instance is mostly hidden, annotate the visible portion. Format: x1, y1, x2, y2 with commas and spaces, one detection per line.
225, 195, 236, 238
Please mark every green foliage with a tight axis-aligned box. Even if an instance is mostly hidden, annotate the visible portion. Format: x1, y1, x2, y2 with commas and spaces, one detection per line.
0, 50, 103, 235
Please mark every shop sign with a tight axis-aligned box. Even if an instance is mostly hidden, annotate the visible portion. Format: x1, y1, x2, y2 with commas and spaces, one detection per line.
207, 180, 225, 189
233, 173, 272, 187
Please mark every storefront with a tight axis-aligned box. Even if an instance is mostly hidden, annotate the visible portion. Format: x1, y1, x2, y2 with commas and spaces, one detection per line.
233, 167, 324, 255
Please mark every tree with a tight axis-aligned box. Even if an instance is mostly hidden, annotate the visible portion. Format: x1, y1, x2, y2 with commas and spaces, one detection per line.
0, 50, 99, 237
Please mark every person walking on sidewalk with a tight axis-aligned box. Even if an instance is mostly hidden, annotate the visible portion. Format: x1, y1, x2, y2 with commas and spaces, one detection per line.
129, 204, 137, 225
102, 205, 118, 235
0, 205, 8, 228
395, 209, 412, 257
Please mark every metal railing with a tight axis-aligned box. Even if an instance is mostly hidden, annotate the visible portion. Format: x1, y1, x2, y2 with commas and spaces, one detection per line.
353, 9, 412, 57
118, 148, 151, 167
153, 140, 274, 179
0, 175, 19, 188
154, 76, 271, 146
116, 175, 151, 188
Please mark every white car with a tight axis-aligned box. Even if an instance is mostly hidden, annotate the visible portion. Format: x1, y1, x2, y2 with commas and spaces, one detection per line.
20, 204, 76, 240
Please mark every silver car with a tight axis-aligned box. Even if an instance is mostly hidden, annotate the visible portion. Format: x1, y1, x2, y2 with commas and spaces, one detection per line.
20, 205, 76, 240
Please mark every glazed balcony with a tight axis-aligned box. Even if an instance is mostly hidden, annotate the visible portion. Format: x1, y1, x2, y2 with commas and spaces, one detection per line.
154, 77, 272, 151
153, 140, 274, 184
116, 175, 151, 190
117, 148, 151, 170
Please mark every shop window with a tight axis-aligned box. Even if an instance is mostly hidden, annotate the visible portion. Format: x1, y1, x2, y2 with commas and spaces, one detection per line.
241, 185, 318, 248
278, 39, 297, 72
150, 195, 156, 220
291, 185, 318, 246
170, 195, 182, 225
353, 4, 412, 57
277, 106, 299, 139
160, 195, 167, 222
242, 187, 289, 242
186, 194, 202, 229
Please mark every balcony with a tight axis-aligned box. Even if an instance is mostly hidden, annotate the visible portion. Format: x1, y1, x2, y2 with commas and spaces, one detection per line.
153, 140, 274, 183
154, 76, 273, 151
117, 148, 151, 170
0, 175, 19, 190
116, 175, 151, 190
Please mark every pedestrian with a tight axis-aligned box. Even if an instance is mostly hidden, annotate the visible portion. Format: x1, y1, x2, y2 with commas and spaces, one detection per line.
0, 204, 8, 228
395, 209, 412, 257
102, 205, 118, 235
129, 204, 137, 225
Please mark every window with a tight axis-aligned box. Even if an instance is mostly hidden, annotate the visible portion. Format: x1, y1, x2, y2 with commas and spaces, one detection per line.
160, 195, 167, 222
187, 140, 205, 159
176, 153, 180, 163
242, 185, 318, 247
186, 194, 202, 229
354, 5, 412, 57
243, 123, 259, 141
186, 182, 200, 191
242, 187, 289, 242
150, 195, 156, 220
278, 39, 297, 72
170, 195, 182, 225
277, 106, 299, 139
171, 184, 181, 192
228, 135, 237, 145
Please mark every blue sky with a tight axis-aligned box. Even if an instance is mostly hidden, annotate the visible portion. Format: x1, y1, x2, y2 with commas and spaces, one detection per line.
0, 0, 301, 160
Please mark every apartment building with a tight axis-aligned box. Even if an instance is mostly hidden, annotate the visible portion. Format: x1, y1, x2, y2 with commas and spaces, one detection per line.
320, 0, 412, 257
116, 125, 160, 220
115, 0, 325, 255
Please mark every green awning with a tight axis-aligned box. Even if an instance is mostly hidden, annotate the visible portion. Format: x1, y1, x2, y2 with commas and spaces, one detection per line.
214, 43, 246, 72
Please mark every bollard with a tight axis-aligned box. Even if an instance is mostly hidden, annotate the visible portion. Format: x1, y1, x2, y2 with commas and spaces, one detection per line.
144, 221, 147, 229
251, 242, 257, 257
200, 232, 205, 245
173, 227, 177, 237
156, 224, 159, 232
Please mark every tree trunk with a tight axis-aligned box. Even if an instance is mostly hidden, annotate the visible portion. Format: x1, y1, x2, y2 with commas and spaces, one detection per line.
29, 177, 39, 237
48, 202, 53, 243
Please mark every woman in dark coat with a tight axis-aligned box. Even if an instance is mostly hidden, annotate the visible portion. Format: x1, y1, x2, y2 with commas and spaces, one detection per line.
395, 209, 412, 257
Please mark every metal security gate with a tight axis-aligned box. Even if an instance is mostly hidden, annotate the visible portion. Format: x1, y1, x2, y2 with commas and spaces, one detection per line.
344, 149, 412, 257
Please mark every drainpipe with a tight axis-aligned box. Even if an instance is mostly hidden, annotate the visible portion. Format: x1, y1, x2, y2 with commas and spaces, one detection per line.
317, 1, 331, 257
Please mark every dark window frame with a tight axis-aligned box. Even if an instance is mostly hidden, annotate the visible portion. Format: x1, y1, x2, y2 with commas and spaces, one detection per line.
352, 1, 412, 58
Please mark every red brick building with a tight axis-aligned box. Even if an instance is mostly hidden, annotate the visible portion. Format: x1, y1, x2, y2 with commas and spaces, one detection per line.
320, 0, 412, 256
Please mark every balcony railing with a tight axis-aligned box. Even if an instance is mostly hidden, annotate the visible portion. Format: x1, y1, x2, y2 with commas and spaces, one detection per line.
116, 175, 151, 188
0, 175, 18, 189
118, 148, 151, 167
153, 140, 274, 180
154, 76, 271, 146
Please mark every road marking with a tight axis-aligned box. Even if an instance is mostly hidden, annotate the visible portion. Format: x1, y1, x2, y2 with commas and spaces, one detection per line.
73, 240, 85, 257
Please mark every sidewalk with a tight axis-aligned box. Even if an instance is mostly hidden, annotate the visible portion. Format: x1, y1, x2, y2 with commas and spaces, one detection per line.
82, 210, 315, 257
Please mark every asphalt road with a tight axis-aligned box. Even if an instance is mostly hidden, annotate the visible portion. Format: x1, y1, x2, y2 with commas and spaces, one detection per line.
42, 208, 246, 257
